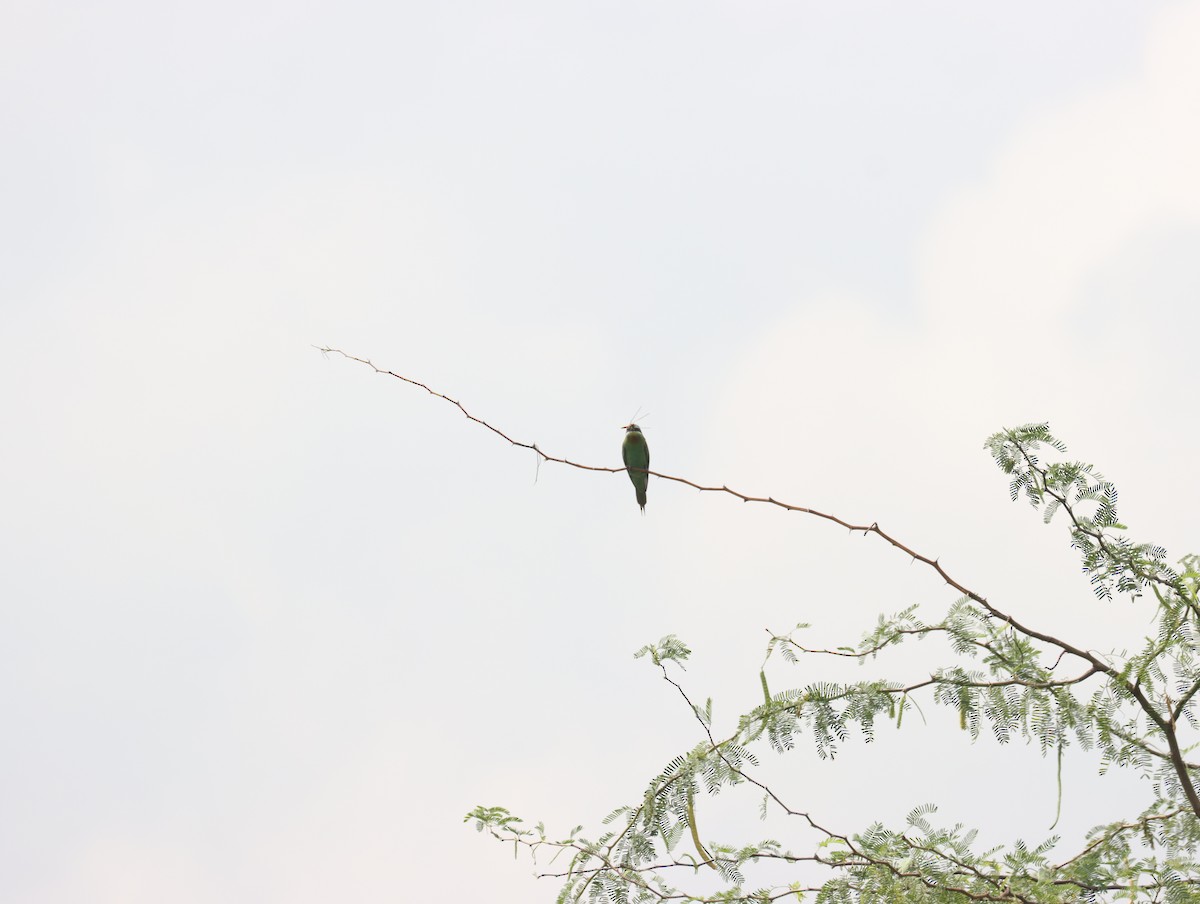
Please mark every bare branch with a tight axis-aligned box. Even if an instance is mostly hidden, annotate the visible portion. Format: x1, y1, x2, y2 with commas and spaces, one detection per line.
324, 347, 1200, 819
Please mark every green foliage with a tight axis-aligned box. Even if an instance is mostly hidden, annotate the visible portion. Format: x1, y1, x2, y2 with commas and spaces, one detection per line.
985, 423, 1184, 603
470, 425, 1200, 901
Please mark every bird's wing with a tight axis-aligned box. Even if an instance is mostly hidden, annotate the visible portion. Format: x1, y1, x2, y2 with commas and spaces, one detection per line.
623, 436, 649, 472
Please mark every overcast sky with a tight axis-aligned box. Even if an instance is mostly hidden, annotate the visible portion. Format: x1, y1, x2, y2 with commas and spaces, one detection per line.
4, 2, 1200, 901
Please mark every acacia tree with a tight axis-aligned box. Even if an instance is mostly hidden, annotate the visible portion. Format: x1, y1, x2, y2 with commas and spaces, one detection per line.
323, 349, 1200, 902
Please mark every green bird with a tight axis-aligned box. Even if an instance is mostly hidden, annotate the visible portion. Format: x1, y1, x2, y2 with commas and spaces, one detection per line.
622, 423, 650, 512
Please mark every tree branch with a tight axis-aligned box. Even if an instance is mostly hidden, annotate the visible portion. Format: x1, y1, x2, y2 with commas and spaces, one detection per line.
323, 348, 1200, 821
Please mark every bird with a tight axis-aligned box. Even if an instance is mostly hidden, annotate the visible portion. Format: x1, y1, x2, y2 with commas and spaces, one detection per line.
622, 423, 650, 512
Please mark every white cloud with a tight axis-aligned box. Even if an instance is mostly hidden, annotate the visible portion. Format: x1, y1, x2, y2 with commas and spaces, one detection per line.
711, 0, 1200, 535
918, 1, 1200, 328
694, 0, 1200, 852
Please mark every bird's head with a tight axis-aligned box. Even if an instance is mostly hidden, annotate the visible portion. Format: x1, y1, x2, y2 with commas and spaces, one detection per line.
622, 423, 642, 434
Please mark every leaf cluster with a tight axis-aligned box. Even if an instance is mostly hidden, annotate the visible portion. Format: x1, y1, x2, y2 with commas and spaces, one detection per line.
470, 425, 1200, 902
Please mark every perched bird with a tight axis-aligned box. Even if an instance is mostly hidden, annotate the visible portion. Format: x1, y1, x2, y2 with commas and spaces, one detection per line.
622, 423, 650, 512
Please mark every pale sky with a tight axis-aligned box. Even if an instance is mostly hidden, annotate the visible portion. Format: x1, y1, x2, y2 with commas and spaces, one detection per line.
3, 2, 1200, 901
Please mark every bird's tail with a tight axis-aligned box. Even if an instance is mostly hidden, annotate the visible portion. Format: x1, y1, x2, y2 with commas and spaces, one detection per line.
636, 488, 647, 512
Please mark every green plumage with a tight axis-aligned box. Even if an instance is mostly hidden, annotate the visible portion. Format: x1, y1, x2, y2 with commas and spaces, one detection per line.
622, 424, 650, 512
